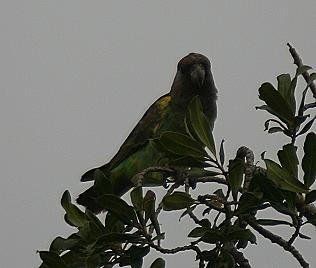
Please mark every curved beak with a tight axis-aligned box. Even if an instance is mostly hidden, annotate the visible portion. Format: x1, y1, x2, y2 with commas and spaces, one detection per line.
190, 63, 205, 88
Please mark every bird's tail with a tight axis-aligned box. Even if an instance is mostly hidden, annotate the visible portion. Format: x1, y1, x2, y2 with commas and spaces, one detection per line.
76, 186, 103, 214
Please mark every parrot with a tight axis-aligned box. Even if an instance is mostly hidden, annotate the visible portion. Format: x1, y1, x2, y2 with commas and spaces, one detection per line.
77, 53, 218, 213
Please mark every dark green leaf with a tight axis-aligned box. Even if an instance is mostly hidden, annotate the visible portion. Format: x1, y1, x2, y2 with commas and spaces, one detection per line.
306, 190, 316, 204
169, 156, 211, 168
214, 189, 225, 199
299, 233, 311, 240
85, 209, 105, 231
307, 214, 316, 226
39, 251, 70, 268
150, 258, 166, 268
226, 229, 256, 244
61, 191, 88, 227
236, 192, 263, 215
297, 116, 316, 137
277, 144, 298, 178
277, 73, 295, 113
77, 221, 103, 242
268, 127, 284, 134
200, 229, 224, 244
131, 186, 143, 212
302, 132, 316, 187
158, 131, 208, 159
60, 251, 87, 268
143, 190, 156, 222
86, 254, 101, 268
219, 139, 225, 166
215, 250, 235, 268
104, 213, 124, 233
187, 96, 216, 155
259, 82, 295, 124
129, 245, 150, 268
256, 219, 292, 226
188, 226, 210, 237
49, 236, 79, 254
228, 158, 245, 201
98, 194, 138, 226
95, 233, 144, 245
264, 159, 309, 193
162, 191, 194, 211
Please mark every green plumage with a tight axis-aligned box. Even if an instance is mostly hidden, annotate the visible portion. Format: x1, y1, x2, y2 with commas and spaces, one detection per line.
77, 53, 218, 213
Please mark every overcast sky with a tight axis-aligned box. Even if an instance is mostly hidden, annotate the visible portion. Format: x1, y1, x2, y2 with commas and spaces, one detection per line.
1, 1, 316, 267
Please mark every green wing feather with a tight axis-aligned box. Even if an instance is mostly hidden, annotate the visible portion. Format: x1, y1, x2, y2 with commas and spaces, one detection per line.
81, 94, 172, 182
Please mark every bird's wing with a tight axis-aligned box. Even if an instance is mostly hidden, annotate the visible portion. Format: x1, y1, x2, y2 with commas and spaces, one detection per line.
81, 93, 172, 181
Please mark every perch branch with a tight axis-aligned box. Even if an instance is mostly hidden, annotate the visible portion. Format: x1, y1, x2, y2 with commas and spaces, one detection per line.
246, 216, 309, 268
287, 43, 316, 99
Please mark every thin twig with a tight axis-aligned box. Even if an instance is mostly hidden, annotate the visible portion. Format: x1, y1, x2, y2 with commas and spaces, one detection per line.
195, 176, 227, 185
246, 216, 309, 268
287, 43, 316, 99
132, 166, 175, 186
288, 217, 302, 245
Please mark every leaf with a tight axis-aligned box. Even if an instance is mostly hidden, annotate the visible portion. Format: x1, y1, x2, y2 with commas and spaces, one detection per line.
264, 159, 309, 193
129, 245, 150, 268
259, 82, 295, 124
268, 127, 284, 134
296, 65, 312, 76
297, 116, 316, 136
307, 214, 316, 226
216, 251, 235, 268
188, 226, 210, 238
236, 192, 263, 215
162, 192, 194, 211
77, 221, 103, 242
49, 236, 79, 254
200, 229, 224, 244
302, 132, 316, 187
61, 191, 88, 227
98, 194, 138, 226
130, 186, 143, 212
225, 229, 256, 244
39, 251, 70, 268
158, 131, 208, 159
256, 219, 292, 226
169, 156, 211, 168
228, 158, 245, 201
86, 254, 101, 268
143, 190, 156, 222
306, 190, 316, 204
150, 258, 166, 268
219, 139, 225, 166
96, 233, 145, 245
277, 144, 298, 178
187, 96, 216, 155
277, 73, 295, 114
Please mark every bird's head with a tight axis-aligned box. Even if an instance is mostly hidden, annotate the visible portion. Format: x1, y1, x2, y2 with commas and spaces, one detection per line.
176, 53, 211, 89
171, 53, 216, 103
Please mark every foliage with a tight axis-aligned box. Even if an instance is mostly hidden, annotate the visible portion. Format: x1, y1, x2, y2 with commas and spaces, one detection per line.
39, 46, 316, 268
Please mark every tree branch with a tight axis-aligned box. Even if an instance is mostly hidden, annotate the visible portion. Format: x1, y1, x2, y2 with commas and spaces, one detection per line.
246, 216, 309, 268
287, 43, 316, 99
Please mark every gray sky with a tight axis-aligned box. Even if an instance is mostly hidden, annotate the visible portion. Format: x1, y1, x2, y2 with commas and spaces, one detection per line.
1, 1, 316, 267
